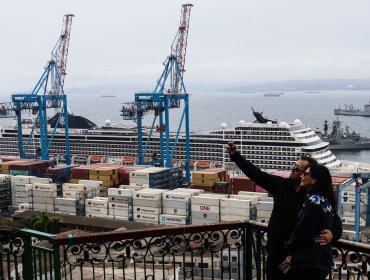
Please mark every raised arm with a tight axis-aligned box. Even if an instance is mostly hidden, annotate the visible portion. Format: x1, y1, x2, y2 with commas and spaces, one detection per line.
228, 141, 287, 195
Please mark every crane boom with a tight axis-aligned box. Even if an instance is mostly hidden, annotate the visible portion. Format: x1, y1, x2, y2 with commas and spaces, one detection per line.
51, 14, 74, 95
171, 4, 193, 93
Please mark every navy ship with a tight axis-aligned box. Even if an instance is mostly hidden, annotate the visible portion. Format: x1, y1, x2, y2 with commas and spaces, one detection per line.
334, 101, 370, 117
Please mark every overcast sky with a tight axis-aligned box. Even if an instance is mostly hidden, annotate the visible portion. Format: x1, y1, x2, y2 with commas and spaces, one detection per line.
1, 0, 370, 94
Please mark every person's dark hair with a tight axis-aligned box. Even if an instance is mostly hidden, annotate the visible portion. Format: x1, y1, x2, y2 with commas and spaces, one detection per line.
300, 155, 318, 167
309, 164, 337, 211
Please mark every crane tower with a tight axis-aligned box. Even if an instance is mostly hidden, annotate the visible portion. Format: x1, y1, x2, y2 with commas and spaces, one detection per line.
121, 4, 193, 181
0, 14, 74, 164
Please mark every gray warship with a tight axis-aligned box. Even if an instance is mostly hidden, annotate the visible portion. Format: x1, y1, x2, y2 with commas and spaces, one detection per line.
316, 120, 370, 150
334, 101, 370, 117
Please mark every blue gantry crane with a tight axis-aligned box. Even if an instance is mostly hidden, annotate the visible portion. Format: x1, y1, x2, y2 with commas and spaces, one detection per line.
337, 172, 370, 241
0, 14, 74, 164
121, 4, 193, 181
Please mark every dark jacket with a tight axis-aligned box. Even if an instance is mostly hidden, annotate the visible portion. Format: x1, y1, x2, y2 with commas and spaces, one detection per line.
230, 152, 342, 264
285, 194, 334, 272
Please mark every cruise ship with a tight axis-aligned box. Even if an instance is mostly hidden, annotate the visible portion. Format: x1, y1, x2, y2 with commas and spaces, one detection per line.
0, 113, 344, 173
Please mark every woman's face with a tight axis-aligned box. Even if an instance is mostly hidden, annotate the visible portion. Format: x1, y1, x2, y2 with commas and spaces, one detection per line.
300, 167, 317, 190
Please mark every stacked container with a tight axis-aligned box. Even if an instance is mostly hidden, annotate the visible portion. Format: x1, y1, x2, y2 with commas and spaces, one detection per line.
130, 167, 182, 189
341, 185, 367, 227
230, 176, 256, 194
220, 197, 250, 221
32, 183, 57, 212
11, 176, 35, 211
54, 197, 85, 216
191, 194, 226, 224
133, 189, 165, 224
192, 169, 227, 192
89, 166, 119, 188
85, 197, 109, 218
160, 188, 203, 225
0, 174, 12, 214
107, 188, 134, 220
256, 200, 274, 224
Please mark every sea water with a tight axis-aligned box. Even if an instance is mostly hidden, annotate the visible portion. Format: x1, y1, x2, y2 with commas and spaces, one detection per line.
1, 90, 369, 162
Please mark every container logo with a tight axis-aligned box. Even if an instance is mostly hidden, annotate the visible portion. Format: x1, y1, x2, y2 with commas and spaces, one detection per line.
200, 205, 209, 211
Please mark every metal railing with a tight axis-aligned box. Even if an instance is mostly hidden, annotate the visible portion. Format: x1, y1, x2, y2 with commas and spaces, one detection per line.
1, 221, 370, 280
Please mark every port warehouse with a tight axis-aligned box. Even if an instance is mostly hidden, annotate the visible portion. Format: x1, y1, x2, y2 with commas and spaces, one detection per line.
0, 158, 368, 242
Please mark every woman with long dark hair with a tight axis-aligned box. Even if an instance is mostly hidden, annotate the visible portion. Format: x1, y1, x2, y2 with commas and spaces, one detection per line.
284, 163, 336, 280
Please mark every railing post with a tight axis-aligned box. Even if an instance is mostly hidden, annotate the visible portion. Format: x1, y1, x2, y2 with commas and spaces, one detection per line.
255, 229, 262, 280
52, 242, 62, 280
245, 222, 253, 280
22, 234, 33, 280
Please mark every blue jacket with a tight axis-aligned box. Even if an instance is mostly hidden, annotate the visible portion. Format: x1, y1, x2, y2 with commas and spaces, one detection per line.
285, 194, 334, 272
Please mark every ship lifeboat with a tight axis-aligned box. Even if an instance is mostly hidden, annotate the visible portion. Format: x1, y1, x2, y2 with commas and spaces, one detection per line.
189, 160, 195, 167
197, 161, 211, 168
122, 157, 136, 165
90, 156, 103, 162
144, 157, 151, 163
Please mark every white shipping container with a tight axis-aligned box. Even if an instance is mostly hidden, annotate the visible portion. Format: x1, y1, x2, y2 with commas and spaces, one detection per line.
129, 183, 150, 189
85, 206, 108, 215
109, 208, 130, 216
18, 203, 32, 210
192, 211, 220, 221
221, 198, 250, 209
30, 177, 53, 184
171, 188, 204, 194
55, 197, 82, 207
238, 191, 269, 200
134, 206, 161, 215
163, 192, 192, 202
220, 207, 250, 216
108, 196, 131, 203
108, 215, 129, 220
62, 190, 93, 198
130, 178, 151, 185
133, 213, 159, 222
257, 210, 272, 218
119, 184, 146, 191
54, 205, 80, 213
342, 216, 366, 226
11, 176, 35, 184
33, 190, 57, 198
134, 190, 165, 200
54, 211, 74, 216
32, 183, 57, 192
192, 204, 219, 214
229, 195, 259, 205
78, 180, 103, 189
108, 188, 134, 197
256, 218, 269, 224
160, 214, 188, 225
256, 201, 274, 211
162, 200, 189, 209
15, 189, 32, 196
220, 214, 249, 221
33, 203, 54, 212
86, 213, 109, 219
191, 196, 220, 206
342, 202, 366, 212
86, 198, 108, 208
198, 193, 229, 199
108, 202, 130, 210
133, 199, 162, 208
130, 167, 168, 179
162, 207, 189, 216
191, 218, 218, 225
33, 197, 55, 204
63, 183, 92, 192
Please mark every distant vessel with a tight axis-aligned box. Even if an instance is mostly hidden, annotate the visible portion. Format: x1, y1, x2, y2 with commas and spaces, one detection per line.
101, 94, 116, 98
316, 120, 370, 150
334, 101, 370, 117
305, 91, 322, 93
264, 92, 281, 97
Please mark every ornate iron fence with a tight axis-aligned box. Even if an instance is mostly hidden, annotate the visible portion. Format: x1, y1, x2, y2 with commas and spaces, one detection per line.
1, 221, 370, 279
